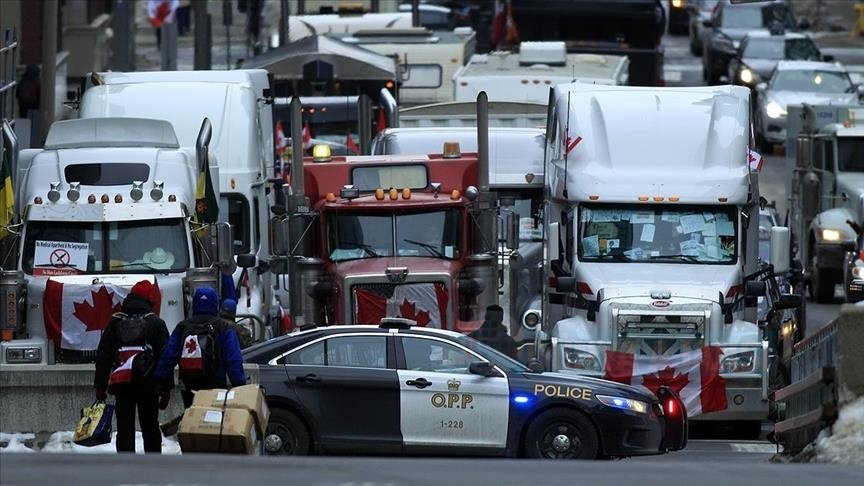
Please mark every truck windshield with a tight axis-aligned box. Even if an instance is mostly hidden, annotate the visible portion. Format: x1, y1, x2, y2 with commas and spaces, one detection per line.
22, 219, 189, 275
838, 137, 864, 172
328, 209, 461, 261
578, 204, 738, 264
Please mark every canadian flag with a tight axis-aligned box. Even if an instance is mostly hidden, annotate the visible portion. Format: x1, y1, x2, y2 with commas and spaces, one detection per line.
147, 0, 178, 29
302, 122, 312, 149
748, 148, 764, 172
355, 283, 448, 328
275, 121, 288, 156
345, 132, 360, 155
43, 280, 127, 351
604, 346, 728, 417
181, 335, 203, 370
109, 346, 144, 386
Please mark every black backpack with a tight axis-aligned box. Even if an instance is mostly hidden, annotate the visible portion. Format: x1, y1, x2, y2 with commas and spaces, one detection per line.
178, 319, 223, 380
111, 312, 156, 386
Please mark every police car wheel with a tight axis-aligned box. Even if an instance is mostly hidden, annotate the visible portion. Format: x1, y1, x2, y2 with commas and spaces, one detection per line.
524, 409, 598, 459
264, 409, 310, 456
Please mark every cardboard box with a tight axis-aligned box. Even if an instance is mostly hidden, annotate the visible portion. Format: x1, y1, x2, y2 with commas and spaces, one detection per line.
178, 406, 257, 454
191, 385, 270, 435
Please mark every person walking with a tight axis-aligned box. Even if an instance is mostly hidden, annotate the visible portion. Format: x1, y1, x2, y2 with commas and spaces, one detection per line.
154, 287, 246, 408
469, 304, 518, 360
94, 280, 169, 453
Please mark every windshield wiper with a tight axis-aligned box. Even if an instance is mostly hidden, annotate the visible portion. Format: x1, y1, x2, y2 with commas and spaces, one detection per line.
596, 253, 630, 261
111, 262, 159, 270
342, 241, 380, 257
648, 254, 702, 263
402, 239, 444, 258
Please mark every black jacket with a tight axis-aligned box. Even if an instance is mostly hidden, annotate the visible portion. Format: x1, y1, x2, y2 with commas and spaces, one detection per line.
94, 294, 169, 393
470, 319, 518, 360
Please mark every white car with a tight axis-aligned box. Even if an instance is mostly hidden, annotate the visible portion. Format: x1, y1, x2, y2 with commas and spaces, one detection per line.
755, 60, 862, 149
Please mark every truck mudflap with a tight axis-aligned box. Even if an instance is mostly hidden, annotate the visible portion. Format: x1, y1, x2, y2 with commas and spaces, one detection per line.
656, 386, 687, 452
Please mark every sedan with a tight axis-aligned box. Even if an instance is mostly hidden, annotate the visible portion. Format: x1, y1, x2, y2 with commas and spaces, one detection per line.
755, 60, 861, 149
727, 32, 824, 88
844, 221, 864, 303
243, 321, 687, 459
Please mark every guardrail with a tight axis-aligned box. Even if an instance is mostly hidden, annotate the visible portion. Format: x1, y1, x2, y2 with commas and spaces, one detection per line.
773, 305, 864, 453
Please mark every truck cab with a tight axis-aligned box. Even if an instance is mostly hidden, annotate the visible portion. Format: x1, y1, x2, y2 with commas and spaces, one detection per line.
786, 104, 864, 303
541, 83, 795, 426
1, 118, 230, 364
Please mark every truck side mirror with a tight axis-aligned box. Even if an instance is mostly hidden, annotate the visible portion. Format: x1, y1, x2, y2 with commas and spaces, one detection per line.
769, 226, 790, 273
505, 211, 519, 251
775, 294, 802, 310
214, 223, 235, 270
548, 222, 560, 259
745, 280, 766, 298
271, 218, 290, 256
556, 276, 577, 293
237, 253, 257, 269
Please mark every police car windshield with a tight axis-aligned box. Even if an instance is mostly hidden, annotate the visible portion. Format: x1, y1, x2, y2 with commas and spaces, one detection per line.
577, 204, 738, 265
721, 5, 794, 29
772, 70, 852, 93
457, 336, 530, 373
22, 218, 189, 275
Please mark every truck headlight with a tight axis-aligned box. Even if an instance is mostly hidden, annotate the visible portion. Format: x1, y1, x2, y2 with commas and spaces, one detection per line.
765, 101, 786, 119
5, 347, 42, 364
596, 394, 649, 414
562, 347, 601, 371
522, 310, 540, 330
851, 266, 864, 280
721, 351, 755, 373
818, 228, 851, 242
739, 67, 755, 84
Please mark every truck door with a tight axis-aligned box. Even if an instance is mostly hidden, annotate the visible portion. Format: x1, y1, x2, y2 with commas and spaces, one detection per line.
278, 334, 402, 454
396, 335, 509, 453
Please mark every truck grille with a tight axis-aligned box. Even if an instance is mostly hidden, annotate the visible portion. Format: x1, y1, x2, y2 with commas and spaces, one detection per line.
614, 306, 709, 357
351, 281, 448, 328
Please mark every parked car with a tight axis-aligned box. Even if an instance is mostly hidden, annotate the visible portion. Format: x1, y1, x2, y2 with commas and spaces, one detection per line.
727, 31, 824, 88
243, 321, 688, 458
755, 60, 860, 149
689, 0, 720, 55
701, 0, 798, 84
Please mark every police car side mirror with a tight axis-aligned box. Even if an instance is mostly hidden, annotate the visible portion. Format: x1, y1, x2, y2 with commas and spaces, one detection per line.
526, 358, 543, 373
468, 361, 498, 377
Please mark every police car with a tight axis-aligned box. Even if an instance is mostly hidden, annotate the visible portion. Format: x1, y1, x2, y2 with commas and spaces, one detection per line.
243, 320, 687, 459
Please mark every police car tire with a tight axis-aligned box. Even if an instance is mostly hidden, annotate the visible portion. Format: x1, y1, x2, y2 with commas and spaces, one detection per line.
524, 408, 599, 460
265, 408, 310, 456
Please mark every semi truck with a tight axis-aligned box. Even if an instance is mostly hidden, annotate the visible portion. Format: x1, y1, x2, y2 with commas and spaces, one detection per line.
785, 104, 864, 303
272, 94, 499, 332
540, 83, 799, 431
78, 70, 283, 337
0, 117, 233, 364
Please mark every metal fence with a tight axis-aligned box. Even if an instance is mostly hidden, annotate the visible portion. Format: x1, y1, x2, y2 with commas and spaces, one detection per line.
0, 27, 17, 121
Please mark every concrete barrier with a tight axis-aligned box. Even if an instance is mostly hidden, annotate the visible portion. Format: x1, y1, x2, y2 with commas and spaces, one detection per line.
0, 364, 260, 434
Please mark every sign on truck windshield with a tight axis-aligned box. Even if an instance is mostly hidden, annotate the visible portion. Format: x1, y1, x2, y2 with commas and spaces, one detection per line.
23, 219, 189, 275
328, 209, 461, 262
577, 204, 738, 264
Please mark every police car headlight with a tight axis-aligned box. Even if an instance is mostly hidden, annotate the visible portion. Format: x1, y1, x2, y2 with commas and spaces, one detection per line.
721, 351, 755, 373
522, 310, 540, 330
765, 101, 786, 119
562, 347, 601, 371
596, 395, 649, 414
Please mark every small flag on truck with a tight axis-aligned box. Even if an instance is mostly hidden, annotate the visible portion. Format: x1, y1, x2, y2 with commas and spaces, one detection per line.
194, 152, 219, 225
0, 142, 13, 239
748, 148, 764, 172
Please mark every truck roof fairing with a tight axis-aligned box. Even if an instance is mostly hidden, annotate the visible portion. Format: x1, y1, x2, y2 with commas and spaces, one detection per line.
549, 83, 752, 204
44, 118, 179, 149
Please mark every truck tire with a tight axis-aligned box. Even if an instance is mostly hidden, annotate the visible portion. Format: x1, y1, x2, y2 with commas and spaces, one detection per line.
811, 264, 836, 303
263, 408, 310, 456
524, 408, 599, 459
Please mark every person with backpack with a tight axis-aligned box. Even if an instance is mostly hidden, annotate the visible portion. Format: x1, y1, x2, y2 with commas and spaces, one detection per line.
94, 280, 169, 453
154, 287, 246, 408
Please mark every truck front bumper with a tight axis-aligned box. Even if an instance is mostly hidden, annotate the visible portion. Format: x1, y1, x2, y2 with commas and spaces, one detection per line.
690, 381, 769, 421
815, 242, 856, 272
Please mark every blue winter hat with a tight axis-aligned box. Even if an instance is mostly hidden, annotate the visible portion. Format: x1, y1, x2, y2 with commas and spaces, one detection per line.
193, 287, 219, 316
221, 298, 237, 314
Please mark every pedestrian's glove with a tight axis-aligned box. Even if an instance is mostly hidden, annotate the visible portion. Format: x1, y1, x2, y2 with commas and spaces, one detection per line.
158, 392, 171, 410
95, 388, 107, 402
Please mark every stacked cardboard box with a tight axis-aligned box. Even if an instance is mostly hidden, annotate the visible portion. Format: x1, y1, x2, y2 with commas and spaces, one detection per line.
178, 385, 270, 454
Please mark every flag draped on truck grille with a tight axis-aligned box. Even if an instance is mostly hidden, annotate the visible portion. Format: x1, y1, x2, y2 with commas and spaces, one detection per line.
603, 346, 728, 416
354, 283, 448, 328
0, 141, 13, 239
43, 280, 127, 351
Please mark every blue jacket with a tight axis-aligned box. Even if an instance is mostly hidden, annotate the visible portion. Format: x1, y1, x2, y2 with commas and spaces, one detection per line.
154, 314, 246, 389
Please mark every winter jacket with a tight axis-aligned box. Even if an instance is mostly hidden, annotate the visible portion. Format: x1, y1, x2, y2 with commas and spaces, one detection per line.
154, 314, 247, 390
94, 293, 169, 393
469, 319, 518, 360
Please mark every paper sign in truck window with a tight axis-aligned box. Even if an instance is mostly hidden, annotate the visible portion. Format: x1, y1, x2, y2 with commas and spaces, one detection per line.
33, 240, 89, 276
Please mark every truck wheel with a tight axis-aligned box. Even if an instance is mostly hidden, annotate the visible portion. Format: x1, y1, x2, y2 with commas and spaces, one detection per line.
263, 408, 310, 456
811, 264, 836, 303
524, 409, 599, 459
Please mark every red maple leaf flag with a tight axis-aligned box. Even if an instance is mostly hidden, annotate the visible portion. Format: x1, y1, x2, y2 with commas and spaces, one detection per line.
43, 280, 127, 351
180, 335, 203, 371
604, 347, 727, 416
353, 283, 449, 328
147, 0, 178, 29
345, 132, 360, 155
398, 299, 431, 327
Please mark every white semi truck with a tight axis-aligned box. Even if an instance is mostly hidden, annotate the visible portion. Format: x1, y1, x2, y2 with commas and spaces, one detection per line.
0, 117, 233, 364
540, 83, 798, 431
78, 70, 284, 337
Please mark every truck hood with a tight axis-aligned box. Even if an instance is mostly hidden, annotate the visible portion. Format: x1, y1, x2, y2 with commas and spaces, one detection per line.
836, 173, 864, 198
577, 262, 739, 302
333, 257, 462, 280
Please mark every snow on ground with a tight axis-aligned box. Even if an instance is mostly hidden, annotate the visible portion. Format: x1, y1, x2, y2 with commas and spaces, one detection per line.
0, 432, 180, 455
815, 396, 864, 465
